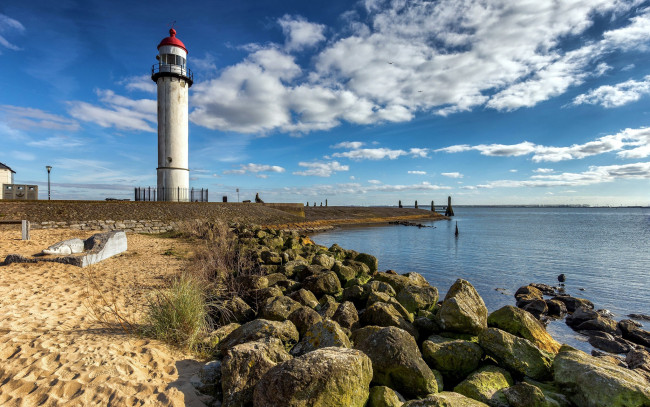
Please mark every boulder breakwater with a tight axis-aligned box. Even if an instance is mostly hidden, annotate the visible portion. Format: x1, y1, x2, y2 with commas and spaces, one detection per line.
191, 224, 650, 407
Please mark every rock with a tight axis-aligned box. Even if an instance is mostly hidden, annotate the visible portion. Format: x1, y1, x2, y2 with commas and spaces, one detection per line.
503, 382, 562, 407
487, 305, 561, 353
221, 296, 255, 324
42, 238, 85, 255
437, 279, 488, 335
366, 281, 398, 297
219, 319, 299, 353
344, 259, 371, 275
342, 284, 370, 307
353, 326, 439, 398
253, 347, 373, 407
453, 365, 513, 407
316, 295, 340, 319
557, 274, 566, 283
565, 306, 599, 328
402, 392, 490, 406
530, 283, 557, 296
422, 335, 484, 383
355, 252, 379, 272
289, 288, 319, 308
628, 313, 650, 322
251, 286, 284, 303
575, 315, 619, 335
265, 272, 289, 287
626, 349, 650, 372
237, 274, 269, 291
396, 285, 439, 314
478, 328, 554, 380
553, 345, 650, 407
360, 302, 418, 339
261, 250, 282, 265
373, 271, 429, 294
367, 386, 406, 407
414, 316, 442, 339
290, 320, 351, 356
288, 306, 323, 337
313, 253, 336, 269
281, 259, 309, 277
221, 338, 292, 407
588, 335, 632, 354
523, 299, 548, 318
259, 295, 302, 322
545, 299, 567, 317
332, 301, 360, 330
367, 291, 414, 322
552, 295, 594, 313
618, 320, 650, 347
205, 322, 241, 350
515, 285, 543, 300
303, 271, 342, 297
333, 261, 358, 284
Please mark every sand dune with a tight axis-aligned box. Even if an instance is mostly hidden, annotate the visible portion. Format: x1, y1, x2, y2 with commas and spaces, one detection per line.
0, 228, 211, 406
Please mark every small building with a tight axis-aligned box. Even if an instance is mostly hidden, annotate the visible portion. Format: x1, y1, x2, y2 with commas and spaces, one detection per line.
0, 163, 39, 200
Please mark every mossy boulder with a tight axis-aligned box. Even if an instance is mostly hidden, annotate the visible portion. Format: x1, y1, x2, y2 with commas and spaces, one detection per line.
316, 295, 340, 319
437, 279, 488, 335
367, 292, 414, 322
221, 338, 292, 407
502, 382, 563, 407
253, 347, 373, 407
289, 288, 319, 308
281, 259, 309, 278
353, 326, 439, 398
303, 271, 342, 297
333, 261, 358, 284
478, 328, 553, 380
402, 392, 490, 406
313, 253, 336, 269
220, 296, 255, 324
219, 319, 299, 353
259, 295, 302, 321
552, 345, 650, 407
287, 306, 323, 337
396, 285, 439, 314
453, 365, 513, 407
422, 335, 484, 383
374, 271, 429, 294
366, 281, 398, 297
290, 320, 351, 356
355, 252, 379, 272
487, 305, 561, 353
367, 386, 405, 407
332, 301, 360, 330
360, 302, 418, 339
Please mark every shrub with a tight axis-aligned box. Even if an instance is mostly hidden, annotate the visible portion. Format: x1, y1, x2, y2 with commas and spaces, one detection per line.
142, 273, 211, 350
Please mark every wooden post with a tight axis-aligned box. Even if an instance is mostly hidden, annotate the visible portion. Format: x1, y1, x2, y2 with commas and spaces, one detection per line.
21, 220, 30, 240
415, 200, 418, 209
445, 196, 455, 216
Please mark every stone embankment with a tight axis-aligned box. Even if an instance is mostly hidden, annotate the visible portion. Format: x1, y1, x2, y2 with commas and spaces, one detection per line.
190, 225, 650, 407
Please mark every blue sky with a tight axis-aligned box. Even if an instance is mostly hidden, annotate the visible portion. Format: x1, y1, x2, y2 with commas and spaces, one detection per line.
1, 0, 650, 206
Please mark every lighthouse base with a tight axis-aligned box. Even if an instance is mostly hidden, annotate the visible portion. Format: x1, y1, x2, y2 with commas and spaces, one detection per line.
157, 167, 190, 202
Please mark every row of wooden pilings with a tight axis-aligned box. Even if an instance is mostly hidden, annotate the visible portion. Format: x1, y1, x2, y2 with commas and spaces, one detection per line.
399, 196, 454, 216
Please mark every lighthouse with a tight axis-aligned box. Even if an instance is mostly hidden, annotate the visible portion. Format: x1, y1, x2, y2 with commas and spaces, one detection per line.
152, 28, 193, 201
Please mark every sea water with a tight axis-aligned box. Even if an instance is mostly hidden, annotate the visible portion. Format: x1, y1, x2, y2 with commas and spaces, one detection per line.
311, 207, 650, 352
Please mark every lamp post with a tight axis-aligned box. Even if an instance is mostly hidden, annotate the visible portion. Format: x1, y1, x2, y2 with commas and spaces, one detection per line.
46, 166, 52, 200
236, 188, 240, 202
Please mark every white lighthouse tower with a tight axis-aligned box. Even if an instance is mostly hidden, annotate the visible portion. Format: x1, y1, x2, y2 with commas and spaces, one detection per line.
152, 28, 193, 201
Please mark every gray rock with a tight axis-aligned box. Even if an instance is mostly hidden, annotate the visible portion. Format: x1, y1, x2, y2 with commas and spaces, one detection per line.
367, 386, 406, 407
422, 335, 484, 383
503, 382, 562, 407
312, 253, 336, 269
291, 320, 351, 356
355, 252, 379, 272
366, 281, 398, 297
402, 392, 490, 406
438, 279, 488, 335
220, 296, 255, 324
253, 347, 373, 407
219, 319, 299, 353
360, 302, 418, 339
316, 295, 340, 319
303, 271, 342, 297
552, 345, 650, 407
221, 338, 292, 407
396, 285, 439, 314
332, 301, 359, 331
478, 328, 554, 380
353, 326, 438, 398
288, 288, 319, 308
258, 295, 302, 322
552, 296, 594, 313
287, 306, 323, 337
42, 238, 85, 255
453, 365, 513, 407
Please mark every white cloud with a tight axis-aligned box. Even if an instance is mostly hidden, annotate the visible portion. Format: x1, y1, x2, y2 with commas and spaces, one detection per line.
533, 168, 554, 173
191, 52, 218, 73
273, 180, 450, 196
437, 126, 650, 162
0, 14, 25, 52
331, 146, 429, 161
408, 170, 427, 175
293, 161, 349, 177
572, 75, 650, 108
27, 135, 85, 149
223, 163, 286, 175
474, 161, 650, 189
279, 15, 326, 51
10, 150, 35, 161
368, 179, 382, 184
332, 141, 365, 149
67, 89, 156, 132
121, 75, 156, 93
509, 169, 518, 173
0, 105, 79, 131
441, 172, 463, 178
187, 1, 650, 134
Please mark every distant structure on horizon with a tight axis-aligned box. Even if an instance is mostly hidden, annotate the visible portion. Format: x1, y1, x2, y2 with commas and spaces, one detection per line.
0, 162, 39, 200
152, 28, 193, 201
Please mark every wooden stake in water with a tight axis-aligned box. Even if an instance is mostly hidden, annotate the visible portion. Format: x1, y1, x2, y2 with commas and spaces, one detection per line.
455, 221, 459, 237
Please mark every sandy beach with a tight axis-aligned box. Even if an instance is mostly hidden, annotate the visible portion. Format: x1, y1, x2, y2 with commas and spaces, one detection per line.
0, 227, 211, 406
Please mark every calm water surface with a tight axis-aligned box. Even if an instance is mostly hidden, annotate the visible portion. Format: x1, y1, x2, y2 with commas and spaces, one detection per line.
312, 207, 650, 351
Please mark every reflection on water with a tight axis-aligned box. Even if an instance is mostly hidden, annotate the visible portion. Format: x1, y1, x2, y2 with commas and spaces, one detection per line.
312, 207, 650, 352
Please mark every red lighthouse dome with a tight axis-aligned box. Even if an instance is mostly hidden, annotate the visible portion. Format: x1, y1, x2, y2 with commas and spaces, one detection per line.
157, 28, 188, 53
